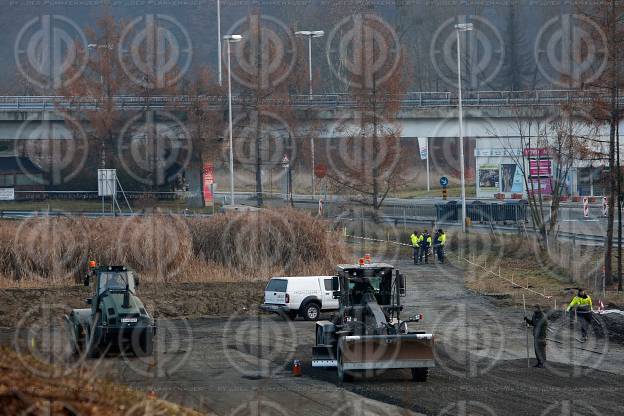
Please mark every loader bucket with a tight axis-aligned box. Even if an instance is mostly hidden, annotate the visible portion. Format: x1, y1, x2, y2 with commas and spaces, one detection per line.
339, 334, 434, 371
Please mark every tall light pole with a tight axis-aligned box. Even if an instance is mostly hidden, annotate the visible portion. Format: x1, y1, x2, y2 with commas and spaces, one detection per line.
295, 30, 324, 199
217, 0, 223, 86
87, 43, 114, 171
224, 34, 242, 206
455, 23, 473, 233
295, 30, 324, 96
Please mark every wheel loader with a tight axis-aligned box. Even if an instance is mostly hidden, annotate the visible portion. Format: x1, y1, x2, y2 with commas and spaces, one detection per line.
65, 265, 156, 358
312, 262, 434, 382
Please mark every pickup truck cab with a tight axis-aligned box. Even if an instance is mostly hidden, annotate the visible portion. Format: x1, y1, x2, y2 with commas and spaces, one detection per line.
261, 276, 339, 320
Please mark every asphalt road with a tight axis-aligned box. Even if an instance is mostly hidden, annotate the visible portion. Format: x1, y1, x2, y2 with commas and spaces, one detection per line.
3, 259, 624, 415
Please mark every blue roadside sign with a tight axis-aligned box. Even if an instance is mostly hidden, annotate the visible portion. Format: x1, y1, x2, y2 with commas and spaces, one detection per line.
440, 176, 449, 188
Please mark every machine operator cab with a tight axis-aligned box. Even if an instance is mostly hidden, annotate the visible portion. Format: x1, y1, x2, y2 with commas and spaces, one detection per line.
331, 263, 406, 314
95, 268, 137, 294
328, 262, 413, 338
85, 266, 139, 292
84, 265, 140, 308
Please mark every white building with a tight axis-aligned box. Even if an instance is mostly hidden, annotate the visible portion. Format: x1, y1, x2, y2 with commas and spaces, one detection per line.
474, 137, 607, 199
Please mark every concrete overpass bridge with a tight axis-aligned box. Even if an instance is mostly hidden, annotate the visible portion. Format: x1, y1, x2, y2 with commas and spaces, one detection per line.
0, 89, 620, 206
0, 89, 621, 143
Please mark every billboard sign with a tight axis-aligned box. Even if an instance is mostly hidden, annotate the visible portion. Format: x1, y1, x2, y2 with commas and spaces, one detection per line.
523, 148, 550, 157
478, 164, 500, 195
97, 169, 116, 197
0, 188, 15, 201
202, 163, 214, 205
417, 137, 428, 160
529, 159, 552, 176
529, 177, 553, 195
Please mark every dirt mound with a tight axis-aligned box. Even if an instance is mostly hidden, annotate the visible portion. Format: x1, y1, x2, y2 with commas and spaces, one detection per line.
547, 309, 624, 344
0, 346, 203, 416
0, 282, 266, 327
591, 312, 624, 343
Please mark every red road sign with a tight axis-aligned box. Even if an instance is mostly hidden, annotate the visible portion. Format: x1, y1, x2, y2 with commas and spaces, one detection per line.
314, 164, 327, 178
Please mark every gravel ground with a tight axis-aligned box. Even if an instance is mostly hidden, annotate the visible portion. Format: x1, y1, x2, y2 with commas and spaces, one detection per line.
1, 261, 624, 415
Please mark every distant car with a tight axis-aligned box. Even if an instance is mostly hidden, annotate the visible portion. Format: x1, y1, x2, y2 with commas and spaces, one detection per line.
260, 276, 340, 321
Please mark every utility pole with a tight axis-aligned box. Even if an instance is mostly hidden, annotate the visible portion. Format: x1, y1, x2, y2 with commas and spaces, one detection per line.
618, 111, 622, 291
217, 0, 222, 86
455, 23, 473, 233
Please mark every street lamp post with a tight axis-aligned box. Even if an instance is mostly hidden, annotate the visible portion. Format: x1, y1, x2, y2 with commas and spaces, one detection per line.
224, 34, 242, 206
295, 30, 324, 96
87, 43, 112, 172
455, 23, 473, 233
217, 0, 223, 86
295, 30, 324, 200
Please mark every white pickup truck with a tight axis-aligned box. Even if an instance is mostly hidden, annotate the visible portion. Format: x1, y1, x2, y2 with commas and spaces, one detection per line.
260, 276, 339, 320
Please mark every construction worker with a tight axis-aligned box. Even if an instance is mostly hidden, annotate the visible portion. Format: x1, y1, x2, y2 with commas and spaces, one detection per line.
83, 259, 97, 286
419, 230, 431, 264
566, 288, 593, 341
524, 304, 548, 368
434, 229, 446, 264
410, 230, 420, 265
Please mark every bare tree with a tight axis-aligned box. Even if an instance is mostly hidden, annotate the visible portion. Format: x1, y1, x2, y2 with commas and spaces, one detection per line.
547, 105, 600, 230
580, 1, 624, 290
496, 104, 596, 247
177, 68, 227, 207
230, 9, 302, 207
57, 14, 132, 173
326, 45, 409, 210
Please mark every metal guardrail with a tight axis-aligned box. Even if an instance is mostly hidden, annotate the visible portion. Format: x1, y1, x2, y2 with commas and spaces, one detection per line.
13, 190, 184, 200
333, 212, 610, 246
0, 90, 620, 111
0, 210, 211, 219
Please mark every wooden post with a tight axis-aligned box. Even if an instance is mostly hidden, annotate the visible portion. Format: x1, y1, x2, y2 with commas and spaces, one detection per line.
523, 294, 530, 368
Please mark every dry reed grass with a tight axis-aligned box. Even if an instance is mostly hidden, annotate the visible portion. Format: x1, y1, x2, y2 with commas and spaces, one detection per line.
0, 209, 348, 288
0, 345, 202, 415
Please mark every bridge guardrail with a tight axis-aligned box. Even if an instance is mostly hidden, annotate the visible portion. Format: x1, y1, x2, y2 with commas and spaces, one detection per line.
0, 90, 619, 111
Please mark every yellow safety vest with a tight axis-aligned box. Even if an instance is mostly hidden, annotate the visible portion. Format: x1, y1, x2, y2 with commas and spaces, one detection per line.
410, 234, 420, 247
439, 233, 446, 246
567, 296, 592, 312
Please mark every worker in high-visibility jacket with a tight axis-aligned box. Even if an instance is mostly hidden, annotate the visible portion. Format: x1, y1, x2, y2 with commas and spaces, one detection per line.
419, 230, 432, 264
410, 230, 420, 265
566, 289, 593, 341
434, 229, 446, 264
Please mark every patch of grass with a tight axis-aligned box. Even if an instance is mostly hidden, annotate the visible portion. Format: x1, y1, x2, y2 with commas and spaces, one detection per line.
446, 233, 624, 309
